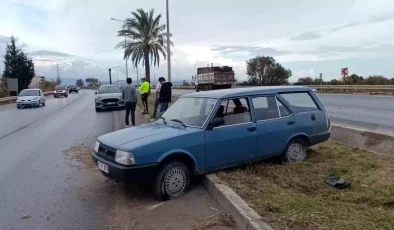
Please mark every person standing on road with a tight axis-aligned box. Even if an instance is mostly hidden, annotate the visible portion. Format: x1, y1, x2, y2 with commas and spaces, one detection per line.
122, 78, 137, 128
151, 78, 163, 119
139, 78, 150, 114
159, 78, 173, 112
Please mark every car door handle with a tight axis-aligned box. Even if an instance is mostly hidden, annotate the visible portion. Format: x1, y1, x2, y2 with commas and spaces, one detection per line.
247, 127, 256, 132
287, 121, 295, 125
311, 114, 316, 121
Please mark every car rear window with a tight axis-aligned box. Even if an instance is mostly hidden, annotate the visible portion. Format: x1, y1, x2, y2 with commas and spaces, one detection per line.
280, 92, 319, 112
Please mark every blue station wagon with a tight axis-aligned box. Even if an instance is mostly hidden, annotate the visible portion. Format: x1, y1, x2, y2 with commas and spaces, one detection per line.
92, 86, 331, 200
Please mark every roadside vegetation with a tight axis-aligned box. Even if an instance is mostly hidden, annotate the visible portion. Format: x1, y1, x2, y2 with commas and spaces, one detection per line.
218, 141, 394, 230
136, 93, 178, 118
1, 36, 35, 94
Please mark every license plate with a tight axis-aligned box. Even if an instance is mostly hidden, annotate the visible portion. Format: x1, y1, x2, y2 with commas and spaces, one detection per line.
107, 102, 115, 105
97, 161, 109, 173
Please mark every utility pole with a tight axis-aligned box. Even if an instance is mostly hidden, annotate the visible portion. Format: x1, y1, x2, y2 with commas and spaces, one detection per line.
108, 68, 112, 85
166, 0, 172, 82
319, 73, 323, 94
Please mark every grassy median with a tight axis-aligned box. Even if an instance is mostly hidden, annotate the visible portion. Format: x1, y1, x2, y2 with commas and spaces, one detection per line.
136, 93, 178, 118
218, 141, 394, 230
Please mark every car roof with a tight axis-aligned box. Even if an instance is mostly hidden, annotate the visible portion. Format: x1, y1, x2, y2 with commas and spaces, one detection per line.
21, 89, 39, 91
183, 86, 312, 99
99, 85, 119, 87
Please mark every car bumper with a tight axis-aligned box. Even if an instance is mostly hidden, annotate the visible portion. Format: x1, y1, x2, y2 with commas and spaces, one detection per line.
17, 101, 39, 106
91, 152, 158, 183
54, 93, 67, 96
309, 131, 331, 146
95, 101, 125, 109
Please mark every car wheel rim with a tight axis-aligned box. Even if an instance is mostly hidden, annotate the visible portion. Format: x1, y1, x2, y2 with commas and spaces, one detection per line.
287, 143, 305, 162
164, 167, 186, 197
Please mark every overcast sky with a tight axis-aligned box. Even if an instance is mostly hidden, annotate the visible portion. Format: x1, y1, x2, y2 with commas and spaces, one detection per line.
1, 0, 394, 83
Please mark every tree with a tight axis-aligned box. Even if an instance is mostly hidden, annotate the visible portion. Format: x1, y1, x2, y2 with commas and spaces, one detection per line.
116, 8, 172, 83
2, 37, 35, 92
297, 77, 314, 85
246, 56, 292, 86
76, 79, 84, 87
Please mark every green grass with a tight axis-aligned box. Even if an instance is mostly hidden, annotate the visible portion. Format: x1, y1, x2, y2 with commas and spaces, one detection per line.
218, 141, 394, 230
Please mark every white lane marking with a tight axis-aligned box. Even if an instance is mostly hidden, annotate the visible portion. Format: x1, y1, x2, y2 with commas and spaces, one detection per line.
147, 202, 165, 211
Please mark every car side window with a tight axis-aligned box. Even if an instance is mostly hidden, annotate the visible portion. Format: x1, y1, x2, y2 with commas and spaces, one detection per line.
215, 98, 251, 126
252, 96, 279, 121
276, 99, 292, 117
38, 91, 41, 96
280, 92, 319, 112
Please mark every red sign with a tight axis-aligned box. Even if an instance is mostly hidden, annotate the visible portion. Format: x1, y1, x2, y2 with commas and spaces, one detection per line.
341, 68, 348, 76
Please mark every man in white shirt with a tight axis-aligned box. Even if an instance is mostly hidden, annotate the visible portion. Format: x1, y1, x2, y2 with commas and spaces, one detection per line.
151, 78, 163, 118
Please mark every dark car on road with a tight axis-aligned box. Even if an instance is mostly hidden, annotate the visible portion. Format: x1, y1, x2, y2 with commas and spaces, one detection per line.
95, 85, 125, 112
68, 85, 79, 94
54, 86, 69, 98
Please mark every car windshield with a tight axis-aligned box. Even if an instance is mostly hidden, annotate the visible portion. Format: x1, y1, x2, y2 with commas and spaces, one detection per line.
69, 85, 77, 88
55, 86, 65, 90
160, 97, 218, 127
98, 86, 121, 94
19, 90, 38, 96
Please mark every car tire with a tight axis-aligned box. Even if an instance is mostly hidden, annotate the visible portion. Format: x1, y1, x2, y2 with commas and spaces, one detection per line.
17, 106, 21, 109
154, 161, 191, 201
42, 101, 45, 106
65, 94, 68, 98
282, 138, 307, 163
95, 108, 99, 112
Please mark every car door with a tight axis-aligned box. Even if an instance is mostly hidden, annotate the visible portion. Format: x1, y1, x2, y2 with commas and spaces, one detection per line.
252, 95, 296, 158
279, 91, 322, 136
205, 97, 257, 169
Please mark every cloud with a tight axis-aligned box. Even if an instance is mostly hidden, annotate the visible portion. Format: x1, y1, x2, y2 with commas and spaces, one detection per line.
29, 50, 73, 57
211, 45, 291, 58
290, 32, 322, 41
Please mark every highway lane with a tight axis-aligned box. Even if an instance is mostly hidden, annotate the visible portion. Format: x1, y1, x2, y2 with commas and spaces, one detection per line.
172, 89, 394, 136
0, 90, 231, 230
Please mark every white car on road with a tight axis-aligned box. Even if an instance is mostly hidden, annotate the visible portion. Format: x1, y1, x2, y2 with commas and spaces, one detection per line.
16, 89, 46, 109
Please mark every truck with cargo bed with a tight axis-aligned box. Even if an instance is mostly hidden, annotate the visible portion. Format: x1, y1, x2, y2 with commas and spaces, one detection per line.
195, 65, 235, 92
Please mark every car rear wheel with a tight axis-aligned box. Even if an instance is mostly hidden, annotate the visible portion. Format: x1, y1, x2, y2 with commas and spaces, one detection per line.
283, 138, 307, 163
154, 161, 190, 201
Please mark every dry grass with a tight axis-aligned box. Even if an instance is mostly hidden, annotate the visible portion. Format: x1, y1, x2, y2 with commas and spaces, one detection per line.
136, 93, 178, 119
193, 213, 235, 230
218, 141, 394, 230
63, 137, 96, 168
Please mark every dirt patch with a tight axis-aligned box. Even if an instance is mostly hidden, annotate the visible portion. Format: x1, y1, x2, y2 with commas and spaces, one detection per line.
63, 137, 96, 168
218, 141, 394, 230
193, 213, 235, 230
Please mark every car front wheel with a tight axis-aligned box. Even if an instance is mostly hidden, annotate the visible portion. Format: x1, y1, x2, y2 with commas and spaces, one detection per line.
154, 161, 190, 201
283, 138, 307, 163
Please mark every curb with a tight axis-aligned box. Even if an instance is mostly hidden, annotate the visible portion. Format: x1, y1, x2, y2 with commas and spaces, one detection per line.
204, 174, 273, 230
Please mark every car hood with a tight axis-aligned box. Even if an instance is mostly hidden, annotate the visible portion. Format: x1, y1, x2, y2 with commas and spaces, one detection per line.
96, 93, 122, 99
98, 123, 190, 149
17, 96, 39, 101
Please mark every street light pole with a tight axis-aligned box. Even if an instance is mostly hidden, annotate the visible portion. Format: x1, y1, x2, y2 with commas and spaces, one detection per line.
111, 18, 128, 79
166, 0, 172, 82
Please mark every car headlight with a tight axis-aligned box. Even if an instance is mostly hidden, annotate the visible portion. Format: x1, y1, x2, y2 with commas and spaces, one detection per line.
62, 90, 66, 93
115, 150, 136, 165
94, 141, 100, 152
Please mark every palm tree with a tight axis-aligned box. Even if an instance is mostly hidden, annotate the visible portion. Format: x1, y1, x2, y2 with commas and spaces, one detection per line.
116, 8, 172, 83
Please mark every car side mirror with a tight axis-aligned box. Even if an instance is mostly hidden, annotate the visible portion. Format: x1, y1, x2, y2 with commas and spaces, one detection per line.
95, 92, 97, 95
207, 117, 225, 130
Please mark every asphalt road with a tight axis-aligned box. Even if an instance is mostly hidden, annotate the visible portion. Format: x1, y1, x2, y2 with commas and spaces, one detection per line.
172, 89, 394, 136
0, 90, 232, 230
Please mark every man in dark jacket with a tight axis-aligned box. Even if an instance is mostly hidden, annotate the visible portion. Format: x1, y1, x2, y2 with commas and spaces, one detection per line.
159, 78, 172, 112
